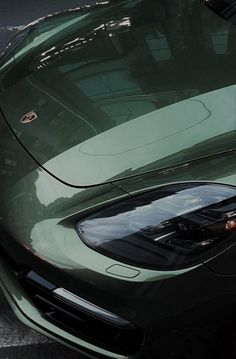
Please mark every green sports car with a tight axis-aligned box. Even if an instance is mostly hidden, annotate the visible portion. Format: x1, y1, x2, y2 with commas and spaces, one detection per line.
1, 0, 236, 358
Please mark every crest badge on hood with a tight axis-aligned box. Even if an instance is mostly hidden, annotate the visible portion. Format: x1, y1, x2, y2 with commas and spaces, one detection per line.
20, 111, 38, 124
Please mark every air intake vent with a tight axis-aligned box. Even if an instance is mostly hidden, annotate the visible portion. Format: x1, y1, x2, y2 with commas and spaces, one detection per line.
19, 270, 143, 355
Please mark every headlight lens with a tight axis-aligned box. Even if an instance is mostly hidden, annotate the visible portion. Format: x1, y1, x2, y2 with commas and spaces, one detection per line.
76, 182, 236, 270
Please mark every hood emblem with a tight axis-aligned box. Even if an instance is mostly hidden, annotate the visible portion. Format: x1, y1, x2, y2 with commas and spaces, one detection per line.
20, 111, 38, 124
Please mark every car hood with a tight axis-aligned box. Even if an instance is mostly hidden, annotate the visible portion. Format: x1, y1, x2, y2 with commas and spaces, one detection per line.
0, 0, 236, 187
1, 84, 236, 187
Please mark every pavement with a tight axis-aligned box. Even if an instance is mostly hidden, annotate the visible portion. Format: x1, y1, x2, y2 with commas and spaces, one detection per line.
0, 291, 84, 359
0, 1, 95, 357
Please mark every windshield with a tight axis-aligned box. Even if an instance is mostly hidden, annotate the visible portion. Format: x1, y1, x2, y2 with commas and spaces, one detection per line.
0, 0, 236, 186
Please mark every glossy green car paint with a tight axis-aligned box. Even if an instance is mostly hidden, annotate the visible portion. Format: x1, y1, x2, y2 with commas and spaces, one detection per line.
1, 1, 236, 358
2, 0, 236, 187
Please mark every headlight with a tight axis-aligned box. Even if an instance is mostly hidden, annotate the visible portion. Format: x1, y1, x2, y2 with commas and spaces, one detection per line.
76, 182, 236, 270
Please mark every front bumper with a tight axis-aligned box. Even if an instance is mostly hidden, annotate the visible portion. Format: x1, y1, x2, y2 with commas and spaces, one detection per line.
0, 252, 142, 359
